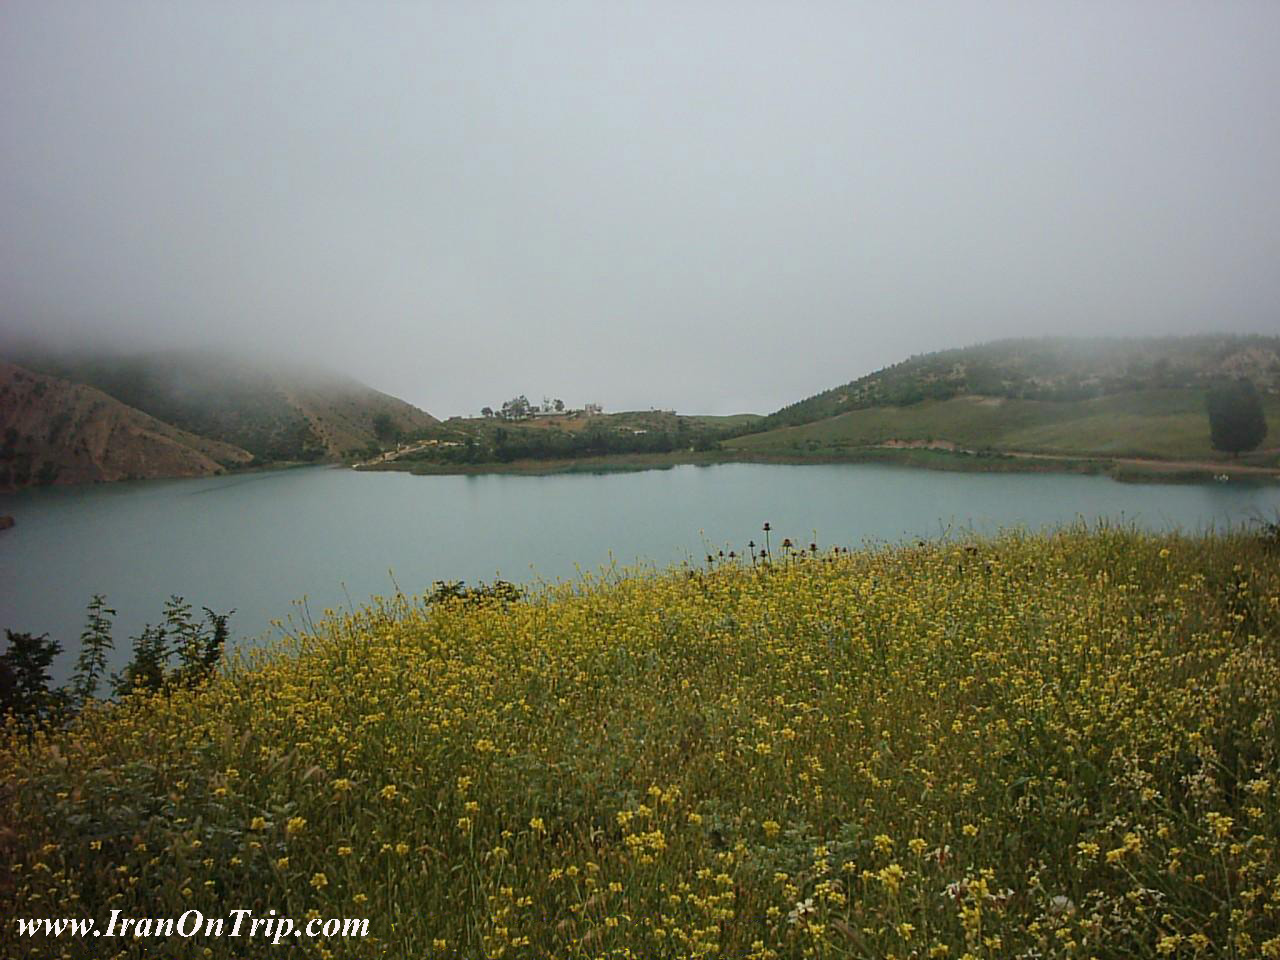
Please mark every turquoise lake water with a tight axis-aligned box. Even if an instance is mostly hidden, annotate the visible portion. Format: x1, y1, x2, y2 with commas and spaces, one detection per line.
2, 462, 1278, 680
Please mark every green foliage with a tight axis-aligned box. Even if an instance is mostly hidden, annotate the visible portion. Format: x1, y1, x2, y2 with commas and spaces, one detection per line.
0, 630, 65, 726
0, 594, 233, 729
400, 412, 736, 467
70, 594, 116, 705
113, 596, 236, 696
1206, 377, 1269, 456
113, 623, 170, 696
424, 579, 523, 606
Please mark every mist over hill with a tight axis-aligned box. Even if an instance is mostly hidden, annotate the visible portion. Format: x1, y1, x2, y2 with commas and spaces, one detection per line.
13, 347, 436, 460
0, 346, 437, 489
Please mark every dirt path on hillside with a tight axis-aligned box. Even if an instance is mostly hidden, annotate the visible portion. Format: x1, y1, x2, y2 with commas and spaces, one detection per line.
871, 439, 1280, 476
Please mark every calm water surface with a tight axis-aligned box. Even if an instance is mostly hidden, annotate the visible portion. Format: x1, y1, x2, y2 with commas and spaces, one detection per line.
3, 463, 1278, 679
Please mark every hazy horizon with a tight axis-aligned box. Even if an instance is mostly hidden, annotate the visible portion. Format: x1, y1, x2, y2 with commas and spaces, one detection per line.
3, 2, 1279, 417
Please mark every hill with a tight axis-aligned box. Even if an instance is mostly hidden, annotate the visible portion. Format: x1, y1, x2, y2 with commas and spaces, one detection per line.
12, 348, 437, 464
761, 335, 1280, 430
725, 336, 1280, 472
0, 360, 253, 490
5, 528, 1278, 957
728, 388, 1280, 463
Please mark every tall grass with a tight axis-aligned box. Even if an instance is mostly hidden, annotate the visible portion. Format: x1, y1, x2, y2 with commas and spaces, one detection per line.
3, 526, 1279, 958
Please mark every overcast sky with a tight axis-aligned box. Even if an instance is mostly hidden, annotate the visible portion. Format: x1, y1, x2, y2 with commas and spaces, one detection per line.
2, 2, 1278, 416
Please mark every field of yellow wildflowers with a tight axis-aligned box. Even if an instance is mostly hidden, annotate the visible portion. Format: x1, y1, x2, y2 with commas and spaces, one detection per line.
3, 526, 1280, 959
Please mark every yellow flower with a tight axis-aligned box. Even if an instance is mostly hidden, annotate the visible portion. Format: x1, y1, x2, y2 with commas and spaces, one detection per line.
762, 820, 780, 838
1206, 812, 1234, 838
380, 784, 398, 801
310, 872, 328, 890
285, 816, 306, 837
529, 817, 545, 832
250, 816, 267, 831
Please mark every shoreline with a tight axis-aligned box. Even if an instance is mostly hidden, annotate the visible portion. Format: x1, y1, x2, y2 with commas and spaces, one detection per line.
354, 445, 1280, 485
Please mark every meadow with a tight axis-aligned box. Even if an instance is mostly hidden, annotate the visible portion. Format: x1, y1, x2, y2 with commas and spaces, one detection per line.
3, 526, 1280, 959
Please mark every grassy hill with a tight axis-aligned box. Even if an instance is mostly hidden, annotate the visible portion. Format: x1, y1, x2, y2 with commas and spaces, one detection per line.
762, 335, 1280, 430
13, 349, 437, 464
725, 336, 1280, 472
5, 527, 1279, 957
729, 389, 1280, 464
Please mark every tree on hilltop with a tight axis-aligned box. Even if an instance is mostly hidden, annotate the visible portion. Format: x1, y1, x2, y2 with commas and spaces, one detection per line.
500, 396, 532, 420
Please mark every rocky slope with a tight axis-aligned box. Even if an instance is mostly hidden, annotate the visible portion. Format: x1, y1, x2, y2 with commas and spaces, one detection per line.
0, 361, 253, 490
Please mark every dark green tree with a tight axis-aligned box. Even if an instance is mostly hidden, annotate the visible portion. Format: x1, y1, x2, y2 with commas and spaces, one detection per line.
1207, 379, 1268, 457
113, 623, 169, 696
197, 607, 234, 680
372, 412, 400, 444
0, 630, 64, 724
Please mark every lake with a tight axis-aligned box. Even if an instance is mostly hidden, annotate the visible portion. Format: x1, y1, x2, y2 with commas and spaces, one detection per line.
2, 462, 1278, 681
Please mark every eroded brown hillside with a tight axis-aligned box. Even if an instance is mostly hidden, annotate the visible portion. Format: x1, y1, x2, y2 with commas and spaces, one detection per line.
0, 361, 253, 490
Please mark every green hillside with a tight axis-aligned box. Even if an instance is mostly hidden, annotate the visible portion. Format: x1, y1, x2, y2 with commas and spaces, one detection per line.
762, 335, 1280, 431
729, 389, 1280, 464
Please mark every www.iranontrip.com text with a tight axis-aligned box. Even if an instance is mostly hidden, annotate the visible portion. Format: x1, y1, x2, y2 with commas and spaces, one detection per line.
15, 908, 370, 945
